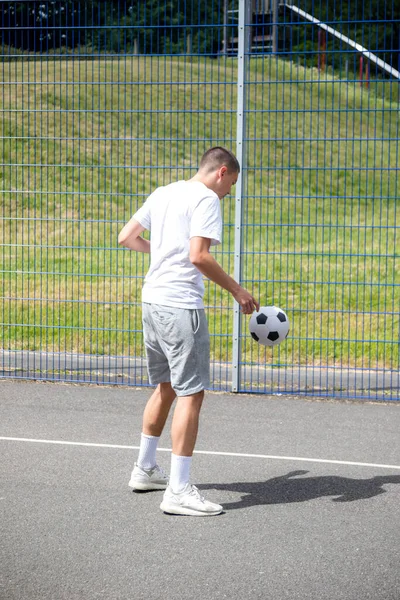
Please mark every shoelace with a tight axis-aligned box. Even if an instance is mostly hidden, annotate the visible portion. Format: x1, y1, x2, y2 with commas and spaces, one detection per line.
154, 464, 168, 478
188, 485, 204, 502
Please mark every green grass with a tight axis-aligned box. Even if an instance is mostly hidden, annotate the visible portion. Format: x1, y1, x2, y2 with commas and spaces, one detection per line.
1, 55, 399, 369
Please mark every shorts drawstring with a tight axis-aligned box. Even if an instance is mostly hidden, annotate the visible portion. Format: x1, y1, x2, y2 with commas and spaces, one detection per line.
194, 309, 200, 334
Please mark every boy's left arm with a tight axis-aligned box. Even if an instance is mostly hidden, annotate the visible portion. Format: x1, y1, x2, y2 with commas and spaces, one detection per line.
118, 217, 150, 253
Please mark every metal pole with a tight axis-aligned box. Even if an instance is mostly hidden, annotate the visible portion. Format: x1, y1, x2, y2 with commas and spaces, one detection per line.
223, 0, 228, 54
232, 0, 251, 392
272, 0, 278, 54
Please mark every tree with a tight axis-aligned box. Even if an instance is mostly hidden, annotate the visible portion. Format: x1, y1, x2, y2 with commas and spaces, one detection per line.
0, 0, 224, 55
1, 0, 398, 70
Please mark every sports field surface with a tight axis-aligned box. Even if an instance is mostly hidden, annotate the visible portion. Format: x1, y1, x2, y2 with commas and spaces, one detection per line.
1, 380, 400, 600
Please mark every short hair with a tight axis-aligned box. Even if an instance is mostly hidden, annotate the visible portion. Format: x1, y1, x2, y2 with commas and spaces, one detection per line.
199, 146, 240, 174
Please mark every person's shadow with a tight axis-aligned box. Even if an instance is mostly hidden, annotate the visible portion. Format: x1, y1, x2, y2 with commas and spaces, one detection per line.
197, 470, 400, 510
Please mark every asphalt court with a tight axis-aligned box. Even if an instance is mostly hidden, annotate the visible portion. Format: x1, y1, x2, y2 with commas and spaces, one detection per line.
1, 380, 400, 600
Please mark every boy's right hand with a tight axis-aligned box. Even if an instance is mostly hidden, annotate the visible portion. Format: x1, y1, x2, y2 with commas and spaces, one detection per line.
233, 288, 260, 314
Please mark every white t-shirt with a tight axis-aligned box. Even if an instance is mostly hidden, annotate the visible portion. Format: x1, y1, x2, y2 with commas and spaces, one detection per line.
133, 180, 222, 309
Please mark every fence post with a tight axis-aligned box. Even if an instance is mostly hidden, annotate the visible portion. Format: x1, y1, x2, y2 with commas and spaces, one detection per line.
232, 0, 251, 392
186, 32, 192, 55
272, 0, 279, 54
222, 0, 228, 54
365, 59, 370, 89
318, 29, 326, 72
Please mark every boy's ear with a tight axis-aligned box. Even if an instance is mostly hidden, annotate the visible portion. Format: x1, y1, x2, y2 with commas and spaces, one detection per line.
218, 165, 228, 178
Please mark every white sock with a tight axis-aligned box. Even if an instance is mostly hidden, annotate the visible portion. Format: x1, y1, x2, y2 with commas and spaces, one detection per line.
169, 454, 192, 493
137, 433, 160, 470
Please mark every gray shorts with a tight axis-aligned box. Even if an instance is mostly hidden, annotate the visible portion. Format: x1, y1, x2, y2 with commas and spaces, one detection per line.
142, 303, 210, 396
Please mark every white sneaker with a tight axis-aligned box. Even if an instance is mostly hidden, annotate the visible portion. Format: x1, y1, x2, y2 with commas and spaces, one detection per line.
160, 484, 223, 516
129, 463, 169, 491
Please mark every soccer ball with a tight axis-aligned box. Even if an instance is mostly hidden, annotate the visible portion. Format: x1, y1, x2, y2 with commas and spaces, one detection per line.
249, 306, 290, 347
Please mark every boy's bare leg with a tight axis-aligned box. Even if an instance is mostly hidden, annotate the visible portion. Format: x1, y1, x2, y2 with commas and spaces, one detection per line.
142, 382, 176, 437
130, 382, 176, 491
171, 390, 204, 456
161, 390, 222, 515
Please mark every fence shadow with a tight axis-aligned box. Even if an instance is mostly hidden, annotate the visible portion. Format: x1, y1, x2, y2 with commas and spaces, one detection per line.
197, 470, 400, 511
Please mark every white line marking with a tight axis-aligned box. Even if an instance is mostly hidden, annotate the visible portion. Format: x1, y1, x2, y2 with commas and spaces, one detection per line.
1, 436, 400, 471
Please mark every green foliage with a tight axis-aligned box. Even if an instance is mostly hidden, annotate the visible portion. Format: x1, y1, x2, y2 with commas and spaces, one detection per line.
1, 1, 398, 77
0, 0, 224, 55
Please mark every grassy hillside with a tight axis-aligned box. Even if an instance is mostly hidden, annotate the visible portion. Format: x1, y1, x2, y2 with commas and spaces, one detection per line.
1, 55, 399, 369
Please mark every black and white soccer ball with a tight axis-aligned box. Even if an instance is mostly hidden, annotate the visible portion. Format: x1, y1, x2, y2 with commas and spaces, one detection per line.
249, 306, 290, 347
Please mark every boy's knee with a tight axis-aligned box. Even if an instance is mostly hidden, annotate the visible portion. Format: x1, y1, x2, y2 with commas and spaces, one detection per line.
158, 382, 176, 400
187, 390, 205, 409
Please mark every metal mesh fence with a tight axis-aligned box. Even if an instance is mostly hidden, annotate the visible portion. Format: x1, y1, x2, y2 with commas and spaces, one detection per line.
1, 1, 399, 399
